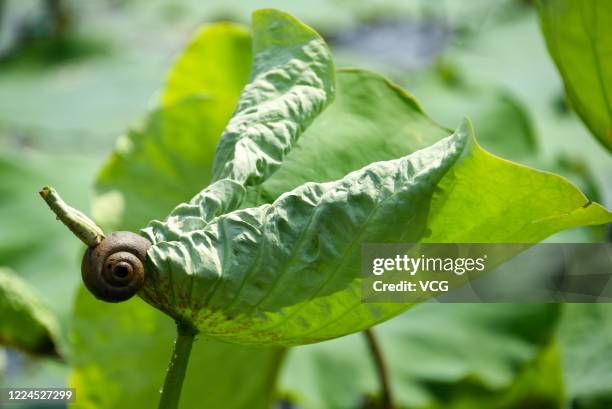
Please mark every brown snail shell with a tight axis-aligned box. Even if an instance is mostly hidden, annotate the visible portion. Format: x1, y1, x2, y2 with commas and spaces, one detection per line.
81, 231, 151, 303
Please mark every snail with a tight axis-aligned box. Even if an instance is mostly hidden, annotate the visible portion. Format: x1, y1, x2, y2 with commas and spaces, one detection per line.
81, 231, 151, 302
39, 187, 151, 303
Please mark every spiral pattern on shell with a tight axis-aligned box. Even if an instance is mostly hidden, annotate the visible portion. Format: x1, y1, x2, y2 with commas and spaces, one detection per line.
81, 231, 151, 302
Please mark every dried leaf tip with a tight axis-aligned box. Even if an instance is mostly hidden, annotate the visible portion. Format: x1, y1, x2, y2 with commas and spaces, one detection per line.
39, 186, 105, 247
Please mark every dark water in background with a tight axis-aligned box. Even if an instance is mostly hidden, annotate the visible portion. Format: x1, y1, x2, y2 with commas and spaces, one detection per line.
329, 18, 452, 70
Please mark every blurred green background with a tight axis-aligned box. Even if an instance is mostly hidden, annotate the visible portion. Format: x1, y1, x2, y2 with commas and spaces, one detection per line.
0, 1, 611, 408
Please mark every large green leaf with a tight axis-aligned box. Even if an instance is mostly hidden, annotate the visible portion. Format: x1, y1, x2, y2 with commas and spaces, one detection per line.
139, 68, 610, 346
0, 268, 61, 358
210, 9, 335, 186
538, 0, 612, 152
281, 304, 564, 409
141, 131, 467, 345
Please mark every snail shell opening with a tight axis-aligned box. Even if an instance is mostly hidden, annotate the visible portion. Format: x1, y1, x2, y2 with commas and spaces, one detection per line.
81, 231, 151, 303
